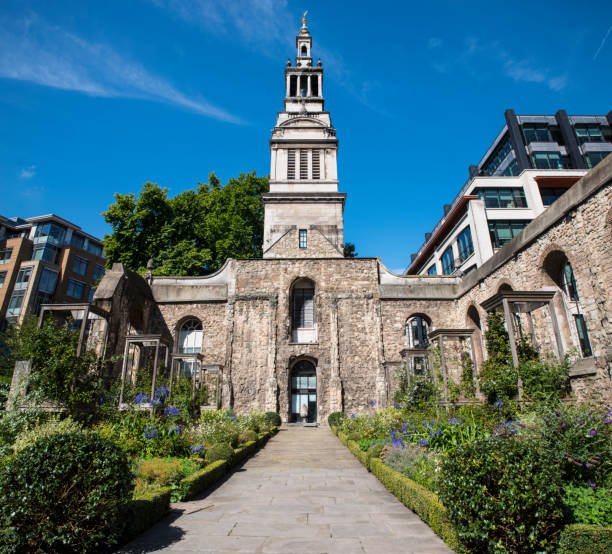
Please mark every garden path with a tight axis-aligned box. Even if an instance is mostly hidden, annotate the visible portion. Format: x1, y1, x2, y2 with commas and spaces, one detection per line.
119, 426, 453, 554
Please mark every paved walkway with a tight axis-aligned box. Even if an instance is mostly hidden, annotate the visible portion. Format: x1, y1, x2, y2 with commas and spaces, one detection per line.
120, 427, 453, 553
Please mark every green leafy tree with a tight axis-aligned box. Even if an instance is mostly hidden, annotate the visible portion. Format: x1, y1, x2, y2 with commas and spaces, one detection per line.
343, 242, 357, 258
102, 172, 269, 275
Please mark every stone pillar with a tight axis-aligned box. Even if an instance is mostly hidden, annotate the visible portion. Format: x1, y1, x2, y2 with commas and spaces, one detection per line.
6, 360, 31, 410
222, 301, 235, 408
502, 300, 523, 401
328, 297, 343, 414
286, 74, 290, 97
307, 75, 312, 97
318, 74, 322, 97
504, 109, 531, 171
555, 110, 586, 169
265, 296, 279, 412
373, 295, 388, 408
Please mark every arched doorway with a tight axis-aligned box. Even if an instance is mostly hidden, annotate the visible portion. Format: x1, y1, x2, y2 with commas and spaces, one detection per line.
290, 360, 317, 423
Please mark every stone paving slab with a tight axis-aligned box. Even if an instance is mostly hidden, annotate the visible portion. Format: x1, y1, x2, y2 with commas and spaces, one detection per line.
119, 427, 453, 553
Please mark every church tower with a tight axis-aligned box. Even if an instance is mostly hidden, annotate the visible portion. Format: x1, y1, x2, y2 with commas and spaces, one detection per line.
262, 13, 346, 258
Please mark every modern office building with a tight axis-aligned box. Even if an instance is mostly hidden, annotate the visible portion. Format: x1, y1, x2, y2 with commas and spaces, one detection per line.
0, 214, 105, 328
406, 110, 612, 275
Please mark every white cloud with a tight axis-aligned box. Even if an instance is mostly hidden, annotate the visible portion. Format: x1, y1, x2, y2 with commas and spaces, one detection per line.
19, 165, 36, 179
151, 1, 388, 114
0, 14, 243, 123
428, 36, 568, 92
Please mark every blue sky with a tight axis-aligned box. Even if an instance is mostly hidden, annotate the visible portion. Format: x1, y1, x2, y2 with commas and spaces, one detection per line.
1, 1, 611, 272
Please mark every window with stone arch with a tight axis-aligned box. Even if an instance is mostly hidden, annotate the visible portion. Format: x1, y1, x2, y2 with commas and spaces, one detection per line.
177, 318, 203, 354
406, 314, 430, 349
291, 278, 315, 330
543, 250, 592, 357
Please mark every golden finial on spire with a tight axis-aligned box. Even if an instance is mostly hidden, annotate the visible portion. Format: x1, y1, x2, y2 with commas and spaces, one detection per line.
302, 11, 308, 27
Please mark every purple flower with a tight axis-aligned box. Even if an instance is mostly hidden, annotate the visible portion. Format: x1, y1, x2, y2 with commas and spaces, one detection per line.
350, 414, 356, 419
401, 422, 408, 434
586, 463, 592, 469
369, 400, 376, 407
168, 424, 182, 435
605, 419, 612, 424
449, 417, 463, 426
152, 398, 162, 408
417, 438, 429, 447
134, 393, 150, 404
589, 481, 596, 489
589, 429, 598, 436
143, 425, 158, 439
190, 442, 203, 453
165, 405, 180, 417
391, 430, 403, 448
493, 399, 504, 408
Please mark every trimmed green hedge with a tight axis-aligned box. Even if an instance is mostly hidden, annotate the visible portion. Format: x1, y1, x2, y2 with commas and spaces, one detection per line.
176, 460, 228, 501
369, 459, 461, 552
557, 524, 612, 553
232, 441, 257, 466
123, 487, 172, 542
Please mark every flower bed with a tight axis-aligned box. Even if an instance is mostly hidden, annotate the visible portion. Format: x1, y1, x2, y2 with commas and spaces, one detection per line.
331, 402, 612, 554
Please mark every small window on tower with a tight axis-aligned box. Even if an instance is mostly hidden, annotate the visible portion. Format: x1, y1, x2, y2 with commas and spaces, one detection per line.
311, 76, 319, 97
312, 150, 320, 179
287, 149, 296, 179
299, 149, 309, 179
301, 45, 307, 57
289, 75, 297, 97
299, 230, 307, 249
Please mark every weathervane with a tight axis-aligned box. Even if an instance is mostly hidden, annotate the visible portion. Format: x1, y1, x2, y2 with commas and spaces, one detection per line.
302, 10, 308, 26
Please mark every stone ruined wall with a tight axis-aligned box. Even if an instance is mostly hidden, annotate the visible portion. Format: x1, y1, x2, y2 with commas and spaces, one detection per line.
264, 227, 343, 259
230, 258, 381, 421
455, 182, 612, 403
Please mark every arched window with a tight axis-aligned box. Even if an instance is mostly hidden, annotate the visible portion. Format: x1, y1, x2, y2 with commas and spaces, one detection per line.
291, 278, 316, 343
406, 315, 430, 349
178, 319, 202, 354
543, 250, 592, 357
560, 262, 579, 301
301, 45, 307, 56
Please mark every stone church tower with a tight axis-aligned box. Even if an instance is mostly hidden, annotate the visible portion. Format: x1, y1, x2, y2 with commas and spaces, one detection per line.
263, 15, 346, 258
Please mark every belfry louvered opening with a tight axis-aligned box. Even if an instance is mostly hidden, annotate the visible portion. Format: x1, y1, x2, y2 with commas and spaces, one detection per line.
287, 149, 296, 179
299, 149, 309, 179
312, 150, 320, 179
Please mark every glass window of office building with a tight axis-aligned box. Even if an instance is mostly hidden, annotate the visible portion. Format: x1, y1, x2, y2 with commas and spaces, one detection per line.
585, 151, 610, 169
575, 125, 603, 144
72, 256, 88, 276
441, 246, 454, 275
38, 268, 58, 294
427, 264, 437, 275
522, 124, 552, 144
531, 151, 565, 169
34, 222, 66, 246
457, 227, 474, 262
488, 220, 529, 248
474, 187, 527, 208
0, 248, 12, 264
66, 279, 86, 300
14, 266, 33, 290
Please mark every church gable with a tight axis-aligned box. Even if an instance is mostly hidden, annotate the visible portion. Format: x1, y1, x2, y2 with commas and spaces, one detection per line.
265, 227, 343, 258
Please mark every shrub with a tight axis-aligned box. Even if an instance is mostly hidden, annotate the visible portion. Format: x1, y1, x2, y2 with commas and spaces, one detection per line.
0, 409, 47, 456
123, 487, 171, 543
563, 483, 612, 525
346, 431, 362, 442
239, 430, 258, 444
557, 524, 612, 554
175, 460, 227, 501
327, 411, 345, 427
519, 356, 570, 402
136, 458, 183, 487
264, 411, 282, 427
0, 431, 133, 553
438, 436, 564, 553
12, 417, 81, 454
382, 443, 441, 492
206, 442, 234, 463
366, 443, 385, 462
189, 410, 239, 448
537, 405, 612, 487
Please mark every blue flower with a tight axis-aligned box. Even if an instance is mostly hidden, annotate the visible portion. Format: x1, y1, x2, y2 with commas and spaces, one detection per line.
144, 425, 158, 439
134, 393, 151, 404
589, 429, 598, 436
168, 424, 182, 435
401, 422, 408, 434
391, 430, 403, 448
190, 442, 203, 453
369, 400, 376, 407
164, 406, 180, 417
152, 398, 162, 408
493, 399, 504, 408
154, 386, 169, 400
449, 417, 463, 426
350, 414, 356, 419
417, 438, 429, 447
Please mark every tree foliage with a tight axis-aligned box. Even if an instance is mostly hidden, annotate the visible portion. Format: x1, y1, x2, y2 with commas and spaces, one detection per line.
102, 172, 269, 275
343, 242, 357, 258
